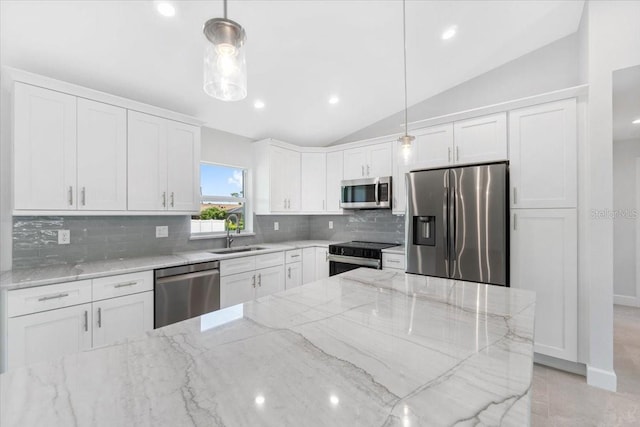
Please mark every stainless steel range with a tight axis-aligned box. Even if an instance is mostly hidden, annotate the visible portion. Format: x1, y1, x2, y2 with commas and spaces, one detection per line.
328, 241, 398, 276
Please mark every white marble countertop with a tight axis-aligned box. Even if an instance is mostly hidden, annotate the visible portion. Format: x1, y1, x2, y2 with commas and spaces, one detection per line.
0, 269, 535, 427
0, 241, 336, 291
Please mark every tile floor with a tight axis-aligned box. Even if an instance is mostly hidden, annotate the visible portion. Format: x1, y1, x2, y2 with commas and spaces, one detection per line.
531, 305, 640, 426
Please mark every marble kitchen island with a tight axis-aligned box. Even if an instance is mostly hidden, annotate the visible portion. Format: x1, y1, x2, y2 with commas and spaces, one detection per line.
0, 269, 536, 427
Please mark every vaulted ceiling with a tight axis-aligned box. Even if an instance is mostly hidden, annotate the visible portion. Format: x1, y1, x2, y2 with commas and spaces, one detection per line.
1, 0, 585, 146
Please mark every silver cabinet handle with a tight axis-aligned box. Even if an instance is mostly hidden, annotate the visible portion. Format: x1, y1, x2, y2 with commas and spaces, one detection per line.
288, 267, 291, 279
388, 259, 400, 264
162, 192, 166, 207
84, 310, 88, 332
258, 273, 262, 287
97, 307, 102, 328
455, 146, 460, 161
69, 186, 73, 206
81, 187, 86, 206
114, 281, 137, 288
291, 254, 300, 258
367, 164, 370, 176
170, 192, 175, 207
38, 293, 69, 302
513, 187, 517, 205
325, 251, 328, 262
513, 213, 517, 230
288, 199, 291, 209
448, 147, 451, 163
283, 198, 287, 209
252, 275, 256, 288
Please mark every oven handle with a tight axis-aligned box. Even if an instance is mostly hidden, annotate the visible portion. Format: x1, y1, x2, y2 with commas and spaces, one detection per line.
328, 254, 381, 269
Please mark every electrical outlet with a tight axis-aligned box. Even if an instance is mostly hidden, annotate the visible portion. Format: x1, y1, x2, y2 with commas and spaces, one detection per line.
156, 226, 169, 238
58, 230, 70, 245
274, 222, 279, 231
329, 221, 333, 229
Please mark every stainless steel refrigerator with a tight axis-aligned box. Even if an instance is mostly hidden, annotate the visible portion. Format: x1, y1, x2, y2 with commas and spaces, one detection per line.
405, 162, 508, 286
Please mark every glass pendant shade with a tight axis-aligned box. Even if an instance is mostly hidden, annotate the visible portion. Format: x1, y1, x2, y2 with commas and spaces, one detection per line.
203, 18, 247, 101
399, 134, 415, 163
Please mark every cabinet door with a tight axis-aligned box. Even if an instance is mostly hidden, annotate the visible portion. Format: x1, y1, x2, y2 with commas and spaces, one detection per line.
315, 247, 330, 280
285, 263, 302, 289
343, 147, 367, 180
7, 303, 92, 370
14, 83, 77, 210
286, 149, 302, 211
167, 121, 200, 212
269, 146, 288, 212
128, 111, 168, 211
256, 265, 285, 298
302, 247, 316, 284
326, 151, 344, 212
77, 98, 127, 210
511, 209, 577, 361
453, 113, 507, 165
414, 123, 454, 168
301, 152, 326, 212
220, 271, 255, 308
92, 292, 153, 348
368, 142, 393, 177
509, 99, 577, 209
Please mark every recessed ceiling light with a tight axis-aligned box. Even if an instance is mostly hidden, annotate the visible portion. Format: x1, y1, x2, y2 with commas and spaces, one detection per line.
254, 100, 265, 109
329, 96, 340, 105
633, 118, 640, 124
441, 25, 457, 40
155, 1, 176, 17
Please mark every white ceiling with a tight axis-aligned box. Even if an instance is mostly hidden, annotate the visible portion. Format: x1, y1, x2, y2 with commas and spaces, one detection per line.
1, 0, 585, 146
613, 65, 640, 142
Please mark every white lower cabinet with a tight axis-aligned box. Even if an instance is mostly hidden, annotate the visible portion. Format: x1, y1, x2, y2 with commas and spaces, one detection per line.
256, 266, 285, 298
315, 247, 330, 279
7, 303, 92, 371
302, 247, 316, 284
510, 208, 577, 361
220, 253, 285, 309
220, 271, 256, 309
92, 292, 153, 348
285, 262, 302, 289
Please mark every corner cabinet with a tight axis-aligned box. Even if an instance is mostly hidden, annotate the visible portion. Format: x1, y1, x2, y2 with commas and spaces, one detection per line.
253, 140, 301, 214
14, 83, 127, 211
128, 111, 200, 212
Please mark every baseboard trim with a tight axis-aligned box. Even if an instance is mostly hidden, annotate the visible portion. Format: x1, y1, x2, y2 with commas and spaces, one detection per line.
613, 295, 639, 307
587, 366, 617, 392
534, 353, 586, 376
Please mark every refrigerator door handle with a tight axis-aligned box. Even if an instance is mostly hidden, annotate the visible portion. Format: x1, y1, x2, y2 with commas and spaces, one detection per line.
443, 170, 449, 277
450, 169, 458, 277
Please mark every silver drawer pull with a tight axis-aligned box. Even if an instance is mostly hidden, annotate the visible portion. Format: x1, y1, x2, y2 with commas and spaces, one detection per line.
387, 260, 400, 264
38, 293, 69, 302
114, 281, 137, 288
97, 307, 102, 328
291, 254, 300, 258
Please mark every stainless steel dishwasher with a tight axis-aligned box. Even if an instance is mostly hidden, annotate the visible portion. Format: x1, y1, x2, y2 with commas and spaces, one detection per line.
154, 261, 220, 328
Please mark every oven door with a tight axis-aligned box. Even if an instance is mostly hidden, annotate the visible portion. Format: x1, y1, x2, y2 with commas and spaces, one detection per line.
340, 177, 392, 209
328, 255, 381, 276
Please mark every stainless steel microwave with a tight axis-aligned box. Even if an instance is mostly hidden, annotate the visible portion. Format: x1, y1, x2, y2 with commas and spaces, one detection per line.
340, 176, 392, 209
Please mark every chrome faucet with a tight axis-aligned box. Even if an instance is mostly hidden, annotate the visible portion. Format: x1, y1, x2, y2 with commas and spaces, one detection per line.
225, 214, 240, 248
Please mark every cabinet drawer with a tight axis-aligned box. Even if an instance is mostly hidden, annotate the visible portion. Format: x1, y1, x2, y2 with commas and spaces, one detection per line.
255, 251, 284, 269
285, 249, 302, 264
8, 280, 93, 318
382, 253, 405, 270
220, 256, 256, 277
92, 271, 153, 301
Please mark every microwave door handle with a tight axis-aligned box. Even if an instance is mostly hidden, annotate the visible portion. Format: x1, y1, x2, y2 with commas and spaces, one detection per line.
374, 178, 380, 205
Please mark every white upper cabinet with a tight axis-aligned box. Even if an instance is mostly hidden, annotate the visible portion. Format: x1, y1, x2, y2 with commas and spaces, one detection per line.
509, 99, 577, 209
128, 111, 200, 212
254, 140, 301, 214
414, 123, 455, 168
343, 142, 393, 180
325, 151, 344, 213
453, 113, 507, 165
167, 121, 200, 211
128, 111, 168, 211
14, 83, 77, 210
301, 152, 327, 212
77, 98, 127, 211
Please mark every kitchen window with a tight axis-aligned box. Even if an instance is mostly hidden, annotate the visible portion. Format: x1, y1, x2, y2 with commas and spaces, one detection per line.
191, 162, 251, 236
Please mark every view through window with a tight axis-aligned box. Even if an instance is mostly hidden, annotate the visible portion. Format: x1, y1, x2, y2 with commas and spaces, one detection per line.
192, 162, 247, 234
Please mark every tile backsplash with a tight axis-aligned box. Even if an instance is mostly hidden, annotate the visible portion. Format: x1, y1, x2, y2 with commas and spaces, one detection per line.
12, 211, 404, 269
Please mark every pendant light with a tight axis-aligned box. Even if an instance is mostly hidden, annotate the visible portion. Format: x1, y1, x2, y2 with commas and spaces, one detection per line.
203, 0, 247, 101
398, 0, 415, 160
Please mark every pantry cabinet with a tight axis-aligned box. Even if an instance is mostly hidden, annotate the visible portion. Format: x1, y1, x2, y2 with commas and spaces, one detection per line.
509, 99, 577, 209
510, 208, 577, 361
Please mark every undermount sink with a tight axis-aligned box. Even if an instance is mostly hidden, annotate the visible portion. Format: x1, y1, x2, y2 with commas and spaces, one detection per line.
208, 247, 267, 255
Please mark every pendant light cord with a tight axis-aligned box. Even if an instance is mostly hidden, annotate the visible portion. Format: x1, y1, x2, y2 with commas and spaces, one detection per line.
223, 0, 227, 19
402, 0, 409, 137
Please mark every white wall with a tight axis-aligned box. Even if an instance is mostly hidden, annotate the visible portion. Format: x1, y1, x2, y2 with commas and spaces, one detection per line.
613, 139, 640, 303
335, 32, 581, 144
583, 0, 640, 391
